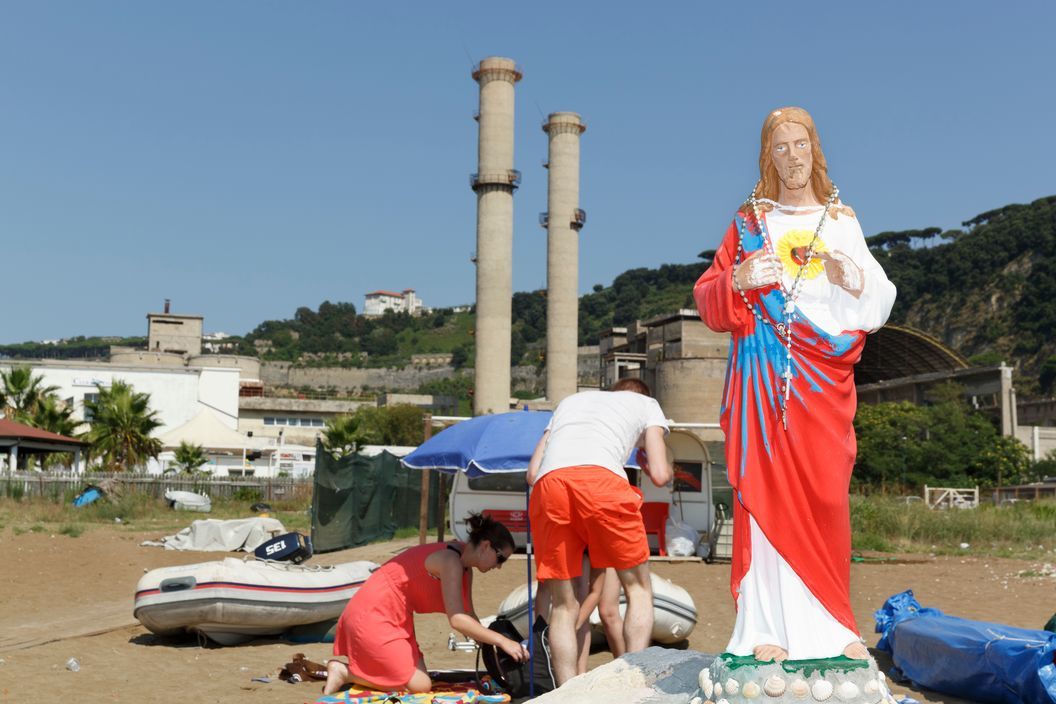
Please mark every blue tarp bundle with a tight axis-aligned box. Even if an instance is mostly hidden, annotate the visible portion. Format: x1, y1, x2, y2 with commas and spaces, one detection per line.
875, 589, 1056, 703
72, 486, 103, 507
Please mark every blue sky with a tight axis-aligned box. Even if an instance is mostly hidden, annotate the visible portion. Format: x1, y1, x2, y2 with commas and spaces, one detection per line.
3, 2, 1053, 343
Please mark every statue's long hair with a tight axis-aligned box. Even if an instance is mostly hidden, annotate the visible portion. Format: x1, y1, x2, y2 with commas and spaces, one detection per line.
752, 106, 834, 207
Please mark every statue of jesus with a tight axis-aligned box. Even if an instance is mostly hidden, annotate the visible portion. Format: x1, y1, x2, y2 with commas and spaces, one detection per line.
694, 107, 896, 662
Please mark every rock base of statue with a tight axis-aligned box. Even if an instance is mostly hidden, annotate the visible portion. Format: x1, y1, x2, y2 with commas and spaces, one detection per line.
698, 653, 897, 703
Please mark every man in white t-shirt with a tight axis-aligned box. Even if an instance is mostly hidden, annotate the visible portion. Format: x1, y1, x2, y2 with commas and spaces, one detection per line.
526, 378, 673, 685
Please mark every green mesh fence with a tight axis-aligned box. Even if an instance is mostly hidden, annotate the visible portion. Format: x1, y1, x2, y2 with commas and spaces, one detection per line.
310, 443, 443, 553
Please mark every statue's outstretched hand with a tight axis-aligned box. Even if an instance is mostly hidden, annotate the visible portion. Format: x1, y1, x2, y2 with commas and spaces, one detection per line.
733, 250, 783, 291
818, 250, 863, 297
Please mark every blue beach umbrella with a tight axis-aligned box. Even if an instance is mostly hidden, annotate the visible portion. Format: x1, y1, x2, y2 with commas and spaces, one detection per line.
401, 410, 554, 477
401, 409, 643, 475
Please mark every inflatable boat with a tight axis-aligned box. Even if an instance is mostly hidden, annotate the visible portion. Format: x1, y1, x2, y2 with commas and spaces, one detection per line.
164, 489, 212, 512
134, 557, 378, 645
494, 574, 697, 644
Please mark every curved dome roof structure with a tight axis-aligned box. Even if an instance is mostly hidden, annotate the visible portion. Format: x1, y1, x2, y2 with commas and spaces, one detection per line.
856, 324, 968, 385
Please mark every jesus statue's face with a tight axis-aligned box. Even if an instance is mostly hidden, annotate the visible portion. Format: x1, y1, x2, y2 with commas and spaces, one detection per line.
770, 122, 813, 192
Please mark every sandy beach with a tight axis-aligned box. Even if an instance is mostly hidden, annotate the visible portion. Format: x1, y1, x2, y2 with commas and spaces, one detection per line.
1, 525, 1052, 704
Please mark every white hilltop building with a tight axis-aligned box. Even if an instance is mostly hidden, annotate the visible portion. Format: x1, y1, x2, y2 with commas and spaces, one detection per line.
363, 289, 425, 316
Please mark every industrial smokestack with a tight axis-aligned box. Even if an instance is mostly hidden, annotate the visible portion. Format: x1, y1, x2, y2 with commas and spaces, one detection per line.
542, 112, 586, 404
470, 57, 522, 415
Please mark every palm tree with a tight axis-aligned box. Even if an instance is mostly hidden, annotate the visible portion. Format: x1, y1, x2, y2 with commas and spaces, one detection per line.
83, 381, 163, 472
171, 441, 208, 474
322, 408, 383, 459
0, 366, 59, 422
32, 395, 82, 470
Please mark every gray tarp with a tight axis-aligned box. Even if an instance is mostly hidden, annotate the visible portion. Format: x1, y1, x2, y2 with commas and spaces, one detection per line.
141, 517, 286, 551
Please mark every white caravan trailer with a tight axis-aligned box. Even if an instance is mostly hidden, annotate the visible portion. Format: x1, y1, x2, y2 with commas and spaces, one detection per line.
448, 427, 732, 554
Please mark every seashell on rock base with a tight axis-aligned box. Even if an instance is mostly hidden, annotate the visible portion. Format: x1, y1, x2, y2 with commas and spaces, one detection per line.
835, 681, 859, 701
811, 679, 834, 701
763, 675, 786, 697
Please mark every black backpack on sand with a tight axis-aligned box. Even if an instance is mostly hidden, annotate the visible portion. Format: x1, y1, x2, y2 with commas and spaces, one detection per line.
479, 614, 556, 698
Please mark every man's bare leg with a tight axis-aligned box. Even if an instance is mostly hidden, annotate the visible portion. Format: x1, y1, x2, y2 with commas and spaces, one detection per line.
597, 568, 626, 657
614, 562, 653, 652
843, 641, 870, 660
547, 577, 581, 686
752, 644, 789, 662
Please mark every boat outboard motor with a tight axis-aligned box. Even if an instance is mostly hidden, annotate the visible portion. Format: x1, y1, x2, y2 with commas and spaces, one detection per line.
254, 532, 313, 564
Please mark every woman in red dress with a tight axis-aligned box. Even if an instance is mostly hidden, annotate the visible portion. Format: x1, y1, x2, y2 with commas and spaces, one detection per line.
324, 513, 529, 695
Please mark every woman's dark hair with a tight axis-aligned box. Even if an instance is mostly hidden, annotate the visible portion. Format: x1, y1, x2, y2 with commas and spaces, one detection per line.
465, 512, 515, 552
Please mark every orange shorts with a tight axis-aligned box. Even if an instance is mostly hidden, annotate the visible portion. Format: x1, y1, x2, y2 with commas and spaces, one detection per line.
529, 465, 648, 580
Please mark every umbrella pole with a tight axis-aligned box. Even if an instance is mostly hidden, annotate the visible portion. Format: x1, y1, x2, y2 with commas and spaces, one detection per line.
435, 472, 446, 543
526, 484, 534, 698
418, 414, 432, 545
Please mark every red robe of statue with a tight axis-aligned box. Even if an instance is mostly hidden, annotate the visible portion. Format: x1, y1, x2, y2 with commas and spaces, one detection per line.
694, 207, 895, 648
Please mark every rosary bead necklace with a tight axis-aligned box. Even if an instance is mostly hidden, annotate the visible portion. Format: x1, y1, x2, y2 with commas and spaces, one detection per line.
733, 183, 839, 429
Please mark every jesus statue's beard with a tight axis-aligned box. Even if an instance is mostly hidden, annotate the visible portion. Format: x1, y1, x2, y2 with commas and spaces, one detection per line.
779, 164, 810, 191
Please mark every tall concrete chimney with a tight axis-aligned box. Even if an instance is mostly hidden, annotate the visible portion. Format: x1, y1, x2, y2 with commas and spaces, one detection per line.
470, 57, 522, 415
542, 112, 586, 404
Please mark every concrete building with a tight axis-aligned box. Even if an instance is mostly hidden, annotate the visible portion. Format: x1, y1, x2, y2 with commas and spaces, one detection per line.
377, 393, 458, 416
202, 332, 238, 353
600, 312, 1042, 470
410, 352, 454, 367
238, 396, 372, 446
147, 311, 203, 356
857, 365, 1016, 435
363, 289, 424, 316
471, 56, 522, 415
600, 310, 730, 442
542, 112, 587, 404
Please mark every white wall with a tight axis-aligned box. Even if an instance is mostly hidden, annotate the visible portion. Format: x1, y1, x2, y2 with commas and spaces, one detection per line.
1015, 425, 1056, 461
1, 361, 241, 435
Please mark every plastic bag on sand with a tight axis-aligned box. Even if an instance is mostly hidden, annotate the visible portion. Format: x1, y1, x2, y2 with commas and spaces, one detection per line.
665, 518, 699, 556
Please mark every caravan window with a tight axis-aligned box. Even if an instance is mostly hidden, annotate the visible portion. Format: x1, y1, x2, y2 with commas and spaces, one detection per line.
673, 461, 703, 493
703, 441, 733, 511
466, 472, 527, 493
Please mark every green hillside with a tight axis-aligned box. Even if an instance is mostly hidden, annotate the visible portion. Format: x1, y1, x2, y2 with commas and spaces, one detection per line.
236, 195, 1056, 383
869, 195, 1056, 390
6, 195, 1055, 396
